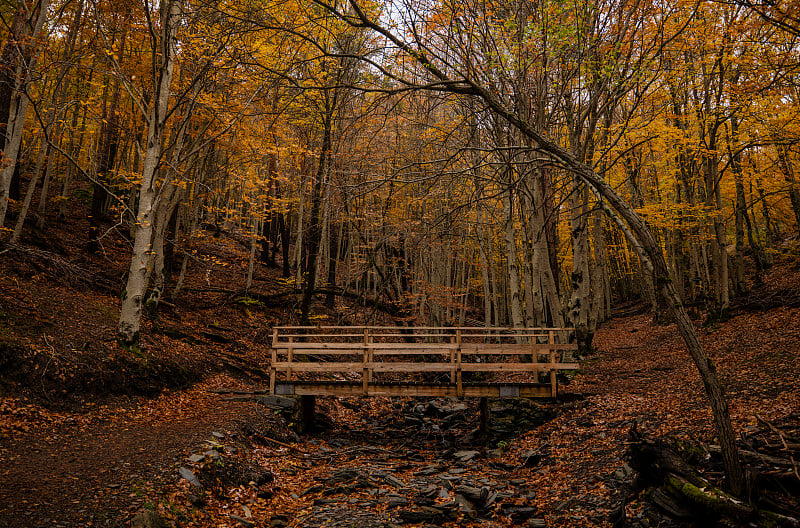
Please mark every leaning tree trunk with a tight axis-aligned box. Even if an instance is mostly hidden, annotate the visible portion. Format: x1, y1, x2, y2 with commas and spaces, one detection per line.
316, 2, 745, 494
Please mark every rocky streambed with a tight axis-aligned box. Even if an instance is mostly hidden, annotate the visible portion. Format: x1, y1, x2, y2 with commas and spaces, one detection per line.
157, 395, 560, 528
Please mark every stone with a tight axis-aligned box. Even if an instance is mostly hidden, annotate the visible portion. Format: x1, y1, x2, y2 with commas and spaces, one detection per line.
453, 485, 485, 503
448, 468, 467, 475
384, 475, 405, 488
188, 454, 204, 463
505, 506, 537, 524
179, 467, 202, 488
270, 515, 289, 528
454, 494, 477, 519
453, 450, 480, 462
385, 494, 409, 507
520, 450, 543, 468
301, 484, 324, 496
230, 514, 255, 527
211, 431, 225, 440
398, 509, 443, 524
415, 464, 445, 476
255, 395, 297, 411
204, 449, 221, 461
131, 509, 164, 528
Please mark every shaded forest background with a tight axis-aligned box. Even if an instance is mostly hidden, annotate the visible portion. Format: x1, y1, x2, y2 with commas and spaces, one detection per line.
1, 0, 799, 346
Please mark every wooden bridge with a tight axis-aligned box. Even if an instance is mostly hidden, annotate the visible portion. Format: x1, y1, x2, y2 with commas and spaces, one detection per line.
268, 326, 580, 401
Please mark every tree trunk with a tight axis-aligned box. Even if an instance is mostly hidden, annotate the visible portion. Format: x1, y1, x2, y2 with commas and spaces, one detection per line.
569, 179, 593, 353
503, 185, 524, 329
299, 107, 332, 323
775, 141, 800, 237
0, 0, 48, 229
118, 0, 180, 344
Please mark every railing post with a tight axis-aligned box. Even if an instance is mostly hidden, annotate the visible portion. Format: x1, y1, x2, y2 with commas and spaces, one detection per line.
269, 328, 278, 394
549, 330, 557, 398
456, 328, 463, 398
362, 328, 370, 394
287, 336, 294, 381
449, 333, 456, 384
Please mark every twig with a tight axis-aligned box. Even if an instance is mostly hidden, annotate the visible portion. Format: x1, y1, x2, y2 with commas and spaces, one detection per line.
757, 415, 792, 451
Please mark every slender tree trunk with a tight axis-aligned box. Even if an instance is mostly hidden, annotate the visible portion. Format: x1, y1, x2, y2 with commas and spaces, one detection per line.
569, 179, 593, 353
300, 107, 332, 323
0, 0, 48, 229
503, 185, 524, 329
775, 142, 800, 236
11, 133, 46, 242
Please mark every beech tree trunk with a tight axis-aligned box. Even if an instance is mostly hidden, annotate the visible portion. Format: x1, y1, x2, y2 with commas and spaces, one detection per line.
118, 0, 180, 344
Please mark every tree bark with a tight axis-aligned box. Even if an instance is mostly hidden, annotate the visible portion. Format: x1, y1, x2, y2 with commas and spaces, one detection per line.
118, 0, 181, 344
0, 0, 48, 229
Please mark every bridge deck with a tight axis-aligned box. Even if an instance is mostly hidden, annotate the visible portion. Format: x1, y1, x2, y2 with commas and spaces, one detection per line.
274, 381, 553, 398
269, 326, 579, 399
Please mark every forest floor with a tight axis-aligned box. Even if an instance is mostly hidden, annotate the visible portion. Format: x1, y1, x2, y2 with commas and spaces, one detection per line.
1, 217, 800, 528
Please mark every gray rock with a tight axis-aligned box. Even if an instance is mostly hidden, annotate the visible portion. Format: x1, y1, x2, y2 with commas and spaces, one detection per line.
384, 475, 405, 488
212, 431, 225, 440
386, 494, 409, 507
131, 509, 164, 528
448, 468, 467, 475
454, 494, 477, 519
453, 450, 480, 462
179, 467, 202, 488
188, 454, 204, 463
255, 395, 297, 410
505, 506, 537, 524
398, 509, 443, 524
301, 484, 324, 496
230, 514, 255, 527
415, 465, 445, 476
453, 485, 486, 503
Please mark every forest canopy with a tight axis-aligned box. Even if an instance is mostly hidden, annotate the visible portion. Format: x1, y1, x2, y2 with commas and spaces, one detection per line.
1, 0, 798, 339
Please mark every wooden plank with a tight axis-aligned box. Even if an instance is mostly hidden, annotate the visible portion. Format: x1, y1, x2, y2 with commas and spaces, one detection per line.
271, 362, 580, 372
278, 382, 554, 398
274, 325, 573, 331
271, 343, 578, 352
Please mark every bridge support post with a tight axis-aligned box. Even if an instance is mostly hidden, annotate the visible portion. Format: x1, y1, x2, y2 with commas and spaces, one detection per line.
478, 397, 490, 443
300, 395, 316, 432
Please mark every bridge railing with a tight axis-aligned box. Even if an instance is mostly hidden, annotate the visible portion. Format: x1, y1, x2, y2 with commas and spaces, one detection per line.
269, 326, 579, 398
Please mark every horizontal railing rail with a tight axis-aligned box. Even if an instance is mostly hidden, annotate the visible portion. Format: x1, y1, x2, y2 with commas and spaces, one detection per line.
268, 326, 579, 398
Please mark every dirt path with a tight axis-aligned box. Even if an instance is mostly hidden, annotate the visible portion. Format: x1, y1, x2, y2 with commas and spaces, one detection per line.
0, 375, 269, 528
